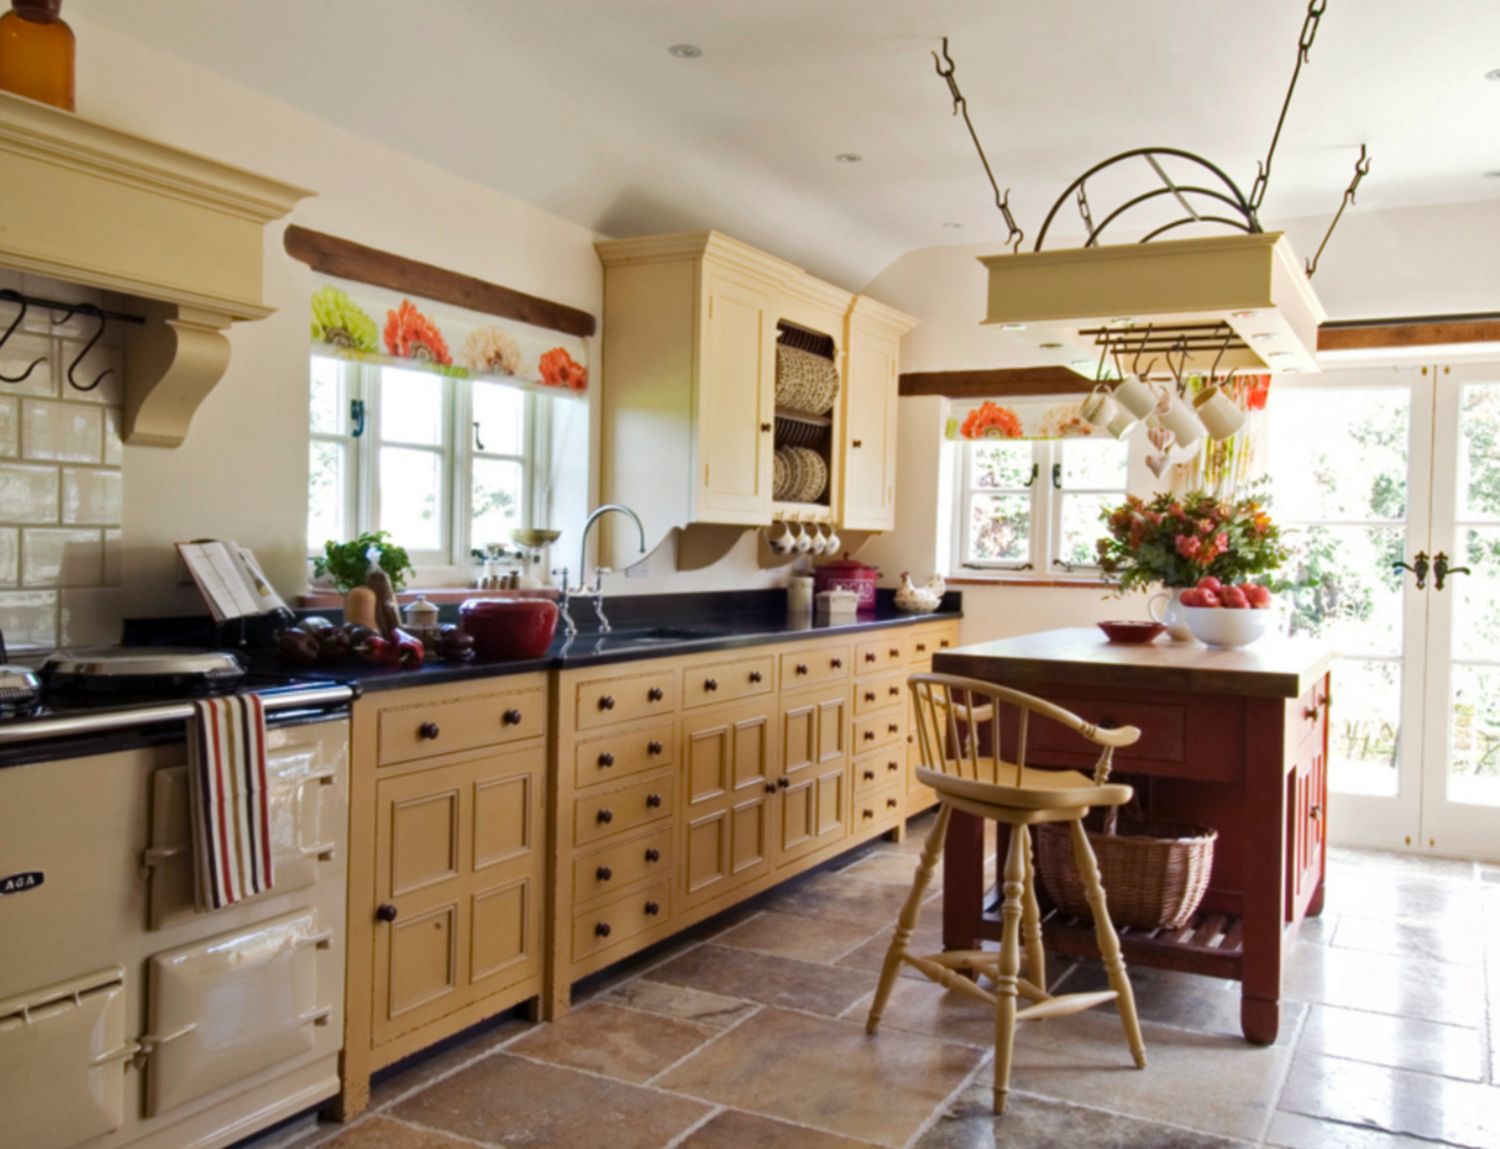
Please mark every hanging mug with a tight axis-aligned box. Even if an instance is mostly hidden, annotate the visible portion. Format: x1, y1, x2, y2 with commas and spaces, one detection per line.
1193, 385, 1246, 441
768, 522, 797, 555
823, 523, 841, 554
793, 522, 814, 554
1156, 393, 1207, 449
810, 524, 829, 556
1080, 388, 1118, 429
1113, 375, 1160, 419
1104, 405, 1140, 440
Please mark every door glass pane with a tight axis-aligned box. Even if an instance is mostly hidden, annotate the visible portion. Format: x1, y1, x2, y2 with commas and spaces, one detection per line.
473, 381, 526, 457
968, 494, 1030, 563
308, 440, 345, 552
472, 458, 524, 549
378, 447, 444, 551
380, 367, 446, 446
1328, 658, 1403, 797
310, 358, 344, 435
1266, 387, 1409, 522
1448, 664, 1500, 807
1281, 524, 1406, 657
1058, 493, 1113, 567
1457, 383, 1500, 520
971, 442, 1033, 489
1451, 526, 1500, 661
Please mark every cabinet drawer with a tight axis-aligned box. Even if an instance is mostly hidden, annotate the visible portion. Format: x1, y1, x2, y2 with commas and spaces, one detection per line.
855, 782, 904, 829
573, 768, 674, 848
377, 684, 545, 767
573, 720, 676, 790
572, 879, 671, 961
683, 653, 775, 709
572, 826, 673, 905
1292, 681, 1329, 753
854, 710, 905, 753
1026, 694, 1241, 782
912, 625, 959, 663
854, 671, 906, 715
856, 634, 908, 672
853, 748, 906, 799
780, 645, 851, 687
574, 668, 678, 731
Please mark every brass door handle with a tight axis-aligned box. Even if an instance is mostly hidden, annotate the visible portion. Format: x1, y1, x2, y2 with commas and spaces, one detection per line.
1433, 551, 1471, 592
1393, 551, 1429, 589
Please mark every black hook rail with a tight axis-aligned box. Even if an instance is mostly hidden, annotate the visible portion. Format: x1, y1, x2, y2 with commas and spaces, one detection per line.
0, 289, 145, 393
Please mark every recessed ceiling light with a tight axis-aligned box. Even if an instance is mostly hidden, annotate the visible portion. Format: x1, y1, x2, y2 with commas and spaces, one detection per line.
1251, 332, 1278, 342
668, 43, 702, 59
1230, 310, 1257, 319
834, 153, 863, 164
998, 322, 1027, 332
1267, 350, 1294, 359
942, 221, 963, 229
1107, 317, 1134, 327
1486, 67, 1500, 81
1039, 341, 1064, 350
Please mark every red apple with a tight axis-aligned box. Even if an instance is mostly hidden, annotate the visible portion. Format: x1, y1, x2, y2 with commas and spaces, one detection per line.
1198, 590, 1221, 609
1197, 576, 1223, 594
1179, 588, 1204, 607
1245, 585, 1273, 608
1221, 587, 1249, 609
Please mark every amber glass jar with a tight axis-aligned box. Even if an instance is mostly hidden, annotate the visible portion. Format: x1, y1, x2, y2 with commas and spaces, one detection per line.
0, 0, 75, 111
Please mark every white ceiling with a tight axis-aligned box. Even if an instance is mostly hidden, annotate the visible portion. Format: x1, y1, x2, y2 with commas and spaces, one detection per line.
76, 0, 1500, 288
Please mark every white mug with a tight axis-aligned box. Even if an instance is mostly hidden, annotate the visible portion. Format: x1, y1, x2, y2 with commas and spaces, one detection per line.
1081, 388, 1118, 428
1104, 406, 1140, 440
823, 524, 841, 554
810, 524, 829, 556
793, 522, 813, 554
1194, 385, 1246, 441
768, 522, 796, 555
1156, 394, 1207, 449
1113, 375, 1161, 419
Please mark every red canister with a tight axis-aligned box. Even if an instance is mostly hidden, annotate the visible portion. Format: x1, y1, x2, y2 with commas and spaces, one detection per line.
812, 556, 879, 611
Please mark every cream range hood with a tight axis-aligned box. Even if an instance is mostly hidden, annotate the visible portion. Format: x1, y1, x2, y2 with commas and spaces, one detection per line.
979, 232, 1326, 377
0, 92, 310, 446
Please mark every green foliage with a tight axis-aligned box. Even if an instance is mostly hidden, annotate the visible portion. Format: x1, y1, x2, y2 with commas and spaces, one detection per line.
312, 530, 414, 593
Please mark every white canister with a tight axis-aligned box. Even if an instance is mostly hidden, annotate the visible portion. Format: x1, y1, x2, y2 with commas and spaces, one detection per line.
1113, 376, 1161, 419
1156, 394, 1207, 449
1193, 385, 1246, 441
788, 575, 814, 613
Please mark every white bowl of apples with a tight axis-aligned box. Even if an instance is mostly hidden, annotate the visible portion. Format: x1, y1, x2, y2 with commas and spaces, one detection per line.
1179, 577, 1274, 648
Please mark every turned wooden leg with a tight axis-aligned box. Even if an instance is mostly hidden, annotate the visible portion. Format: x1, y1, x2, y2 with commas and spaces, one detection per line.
868, 804, 951, 1034
1069, 818, 1147, 1069
992, 821, 1028, 1114
1021, 826, 1046, 993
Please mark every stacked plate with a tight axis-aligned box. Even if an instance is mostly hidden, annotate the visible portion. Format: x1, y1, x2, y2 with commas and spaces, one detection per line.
775, 344, 839, 415
775, 446, 827, 503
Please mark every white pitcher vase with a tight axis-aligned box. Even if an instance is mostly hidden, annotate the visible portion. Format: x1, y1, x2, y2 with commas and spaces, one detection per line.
1147, 588, 1196, 642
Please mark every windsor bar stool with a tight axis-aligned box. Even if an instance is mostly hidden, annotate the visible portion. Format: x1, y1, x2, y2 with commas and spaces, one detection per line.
865, 673, 1148, 1114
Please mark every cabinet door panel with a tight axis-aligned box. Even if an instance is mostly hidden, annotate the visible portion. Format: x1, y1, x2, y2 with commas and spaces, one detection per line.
682, 703, 774, 908
778, 686, 851, 866
842, 328, 898, 530
698, 272, 773, 521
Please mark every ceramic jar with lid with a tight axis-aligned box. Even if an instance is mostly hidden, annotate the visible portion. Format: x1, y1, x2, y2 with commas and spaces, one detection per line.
812, 556, 879, 611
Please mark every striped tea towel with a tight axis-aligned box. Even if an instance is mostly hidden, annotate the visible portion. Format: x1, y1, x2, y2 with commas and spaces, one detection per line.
187, 694, 274, 910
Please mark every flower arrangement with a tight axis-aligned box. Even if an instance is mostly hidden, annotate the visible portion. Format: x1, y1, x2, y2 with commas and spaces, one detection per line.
384, 299, 452, 365
310, 287, 378, 352
1038, 400, 1095, 439
959, 401, 1024, 440
538, 346, 588, 392
464, 327, 523, 376
1095, 489, 1290, 592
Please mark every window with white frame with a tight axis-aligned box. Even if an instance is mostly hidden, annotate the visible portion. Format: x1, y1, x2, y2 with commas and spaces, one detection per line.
307, 353, 541, 575
952, 421, 1137, 576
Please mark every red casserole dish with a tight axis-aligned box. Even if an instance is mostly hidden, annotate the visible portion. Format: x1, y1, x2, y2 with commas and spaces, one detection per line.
459, 597, 560, 659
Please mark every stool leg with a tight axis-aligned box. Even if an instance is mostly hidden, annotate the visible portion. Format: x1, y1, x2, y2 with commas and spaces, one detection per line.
1021, 827, 1046, 994
1069, 818, 1147, 1069
992, 821, 1028, 1114
867, 804, 951, 1035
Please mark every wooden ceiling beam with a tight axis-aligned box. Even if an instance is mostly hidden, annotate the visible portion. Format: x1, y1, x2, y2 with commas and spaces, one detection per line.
1317, 313, 1500, 352
898, 366, 1091, 398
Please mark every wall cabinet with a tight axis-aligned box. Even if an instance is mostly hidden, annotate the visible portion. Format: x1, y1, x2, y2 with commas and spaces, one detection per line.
595, 231, 915, 564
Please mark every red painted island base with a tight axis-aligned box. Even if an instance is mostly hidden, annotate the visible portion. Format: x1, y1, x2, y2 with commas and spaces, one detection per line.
933, 628, 1334, 1045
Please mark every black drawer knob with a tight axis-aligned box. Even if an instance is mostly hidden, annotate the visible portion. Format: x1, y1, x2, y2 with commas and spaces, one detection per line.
865, 691, 876, 702
863, 769, 875, 781
644, 900, 661, 916
595, 922, 612, 938
795, 663, 808, 675
376, 903, 398, 923
646, 793, 663, 809
888, 723, 899, 734
599, 752, 616, 767
776, 776, 789, 789
889, 649, 899, 659
940, 640, 950, 648
502, 709, 523, 726
705, 678, 719, 692
852, 438, 863, 448
647, 687, 664, 702
597, 808, 614, 824
831, 658, 843, 669
888, 761, 899, 772
645, 847, 661, 863
760, 421, 772, 432
765, 782, 777, 794
749, 671, 763, 683
865, 652, 877, 663
597, 865, 613, 881
862, 809, 874, 820
418, 722, 441, 740
648, 740, 664, 755
916, 643, 927, 653
887, 797, 899, 809
599, 695, 616, 710
889, 686, 900, 697
864, 731, 875, 742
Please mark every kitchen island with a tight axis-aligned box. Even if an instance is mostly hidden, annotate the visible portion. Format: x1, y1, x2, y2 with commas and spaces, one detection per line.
933, 627, 1333, 1045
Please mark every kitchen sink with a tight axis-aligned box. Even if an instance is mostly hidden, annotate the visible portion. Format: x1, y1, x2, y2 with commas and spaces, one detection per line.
566, 626, 727, 651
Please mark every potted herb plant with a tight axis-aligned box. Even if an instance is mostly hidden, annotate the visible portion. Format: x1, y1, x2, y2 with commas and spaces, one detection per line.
312, 531, 414, 622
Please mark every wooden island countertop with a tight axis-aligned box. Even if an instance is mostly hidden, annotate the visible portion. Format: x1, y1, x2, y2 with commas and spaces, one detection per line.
932, 627, 1335, 1045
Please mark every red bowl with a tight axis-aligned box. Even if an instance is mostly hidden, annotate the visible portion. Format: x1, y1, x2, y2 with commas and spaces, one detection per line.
460, 597, 560, 659
1097, 620, 1167, 645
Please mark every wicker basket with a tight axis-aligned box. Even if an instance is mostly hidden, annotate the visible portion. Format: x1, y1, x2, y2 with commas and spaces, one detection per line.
1035, 813, 1216, 930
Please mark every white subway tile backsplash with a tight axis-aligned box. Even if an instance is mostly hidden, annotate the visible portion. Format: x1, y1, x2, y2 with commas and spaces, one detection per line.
0, 589, 59, 650
22, 399, 104, 463
0, 396, 16, 457
0, 462, 60, 523
102, 528, 121, 586
22, 527, 102, 587
0, 330, 56, 398
19, 275, 101, 340
102, 407, 123, 466
62, 467, 122, 526
60, 587, 124, 646
0, 528, 16, 586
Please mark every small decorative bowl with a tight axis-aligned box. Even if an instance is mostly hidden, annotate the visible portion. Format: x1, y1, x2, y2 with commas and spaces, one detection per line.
1097, 620, 1167, 645
1181, 607, 1270, 649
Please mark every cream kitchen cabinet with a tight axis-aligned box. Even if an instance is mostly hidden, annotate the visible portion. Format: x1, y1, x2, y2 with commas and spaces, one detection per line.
595, 230, 915, 564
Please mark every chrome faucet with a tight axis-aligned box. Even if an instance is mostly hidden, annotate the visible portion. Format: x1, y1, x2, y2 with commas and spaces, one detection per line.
552, 503, 647, 636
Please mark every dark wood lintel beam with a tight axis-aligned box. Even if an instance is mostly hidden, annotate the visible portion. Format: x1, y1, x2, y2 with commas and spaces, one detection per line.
899, 366, 1091, 398
284, 225, 597, 339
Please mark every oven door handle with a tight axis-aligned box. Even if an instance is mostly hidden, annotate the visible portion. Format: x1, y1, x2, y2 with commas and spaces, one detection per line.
135, 1021, 195, 1052
91, 1039, 142, 1068
294, 928, 334, 951
299, 1004, 333, 1028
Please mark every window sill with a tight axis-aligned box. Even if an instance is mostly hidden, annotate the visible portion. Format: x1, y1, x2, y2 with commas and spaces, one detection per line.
945, 576, 1114, 590
298, 586, 559, 609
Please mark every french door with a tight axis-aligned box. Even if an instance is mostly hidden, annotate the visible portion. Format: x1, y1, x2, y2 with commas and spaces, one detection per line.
1266, 362, 1500, 860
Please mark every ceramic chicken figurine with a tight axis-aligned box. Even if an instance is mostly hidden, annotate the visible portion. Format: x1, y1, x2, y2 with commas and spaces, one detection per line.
895, 571, 946, 613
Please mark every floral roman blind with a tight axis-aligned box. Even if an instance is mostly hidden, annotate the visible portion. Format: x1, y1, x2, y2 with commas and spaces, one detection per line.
944, 396, 1096, 441
308, 277, 589, 398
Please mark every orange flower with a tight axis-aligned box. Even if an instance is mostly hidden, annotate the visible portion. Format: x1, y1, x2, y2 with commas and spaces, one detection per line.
960, 401, 1024, 439
538, 347, 588, 391
383, 300, 452, 365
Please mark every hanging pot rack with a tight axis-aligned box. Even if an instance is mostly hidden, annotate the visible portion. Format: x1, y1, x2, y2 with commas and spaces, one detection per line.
0, 287, 145, 393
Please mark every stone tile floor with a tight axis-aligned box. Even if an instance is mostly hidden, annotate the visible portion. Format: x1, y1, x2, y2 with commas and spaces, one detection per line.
246, 816, 1500, 1149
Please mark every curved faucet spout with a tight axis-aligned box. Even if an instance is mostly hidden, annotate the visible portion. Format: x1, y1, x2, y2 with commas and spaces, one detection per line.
563, 503, 647, 636
579, 503, 647, 584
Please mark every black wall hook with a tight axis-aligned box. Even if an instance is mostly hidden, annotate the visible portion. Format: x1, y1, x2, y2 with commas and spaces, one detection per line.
0, 290, 48, 385
64, 304, 113, 393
